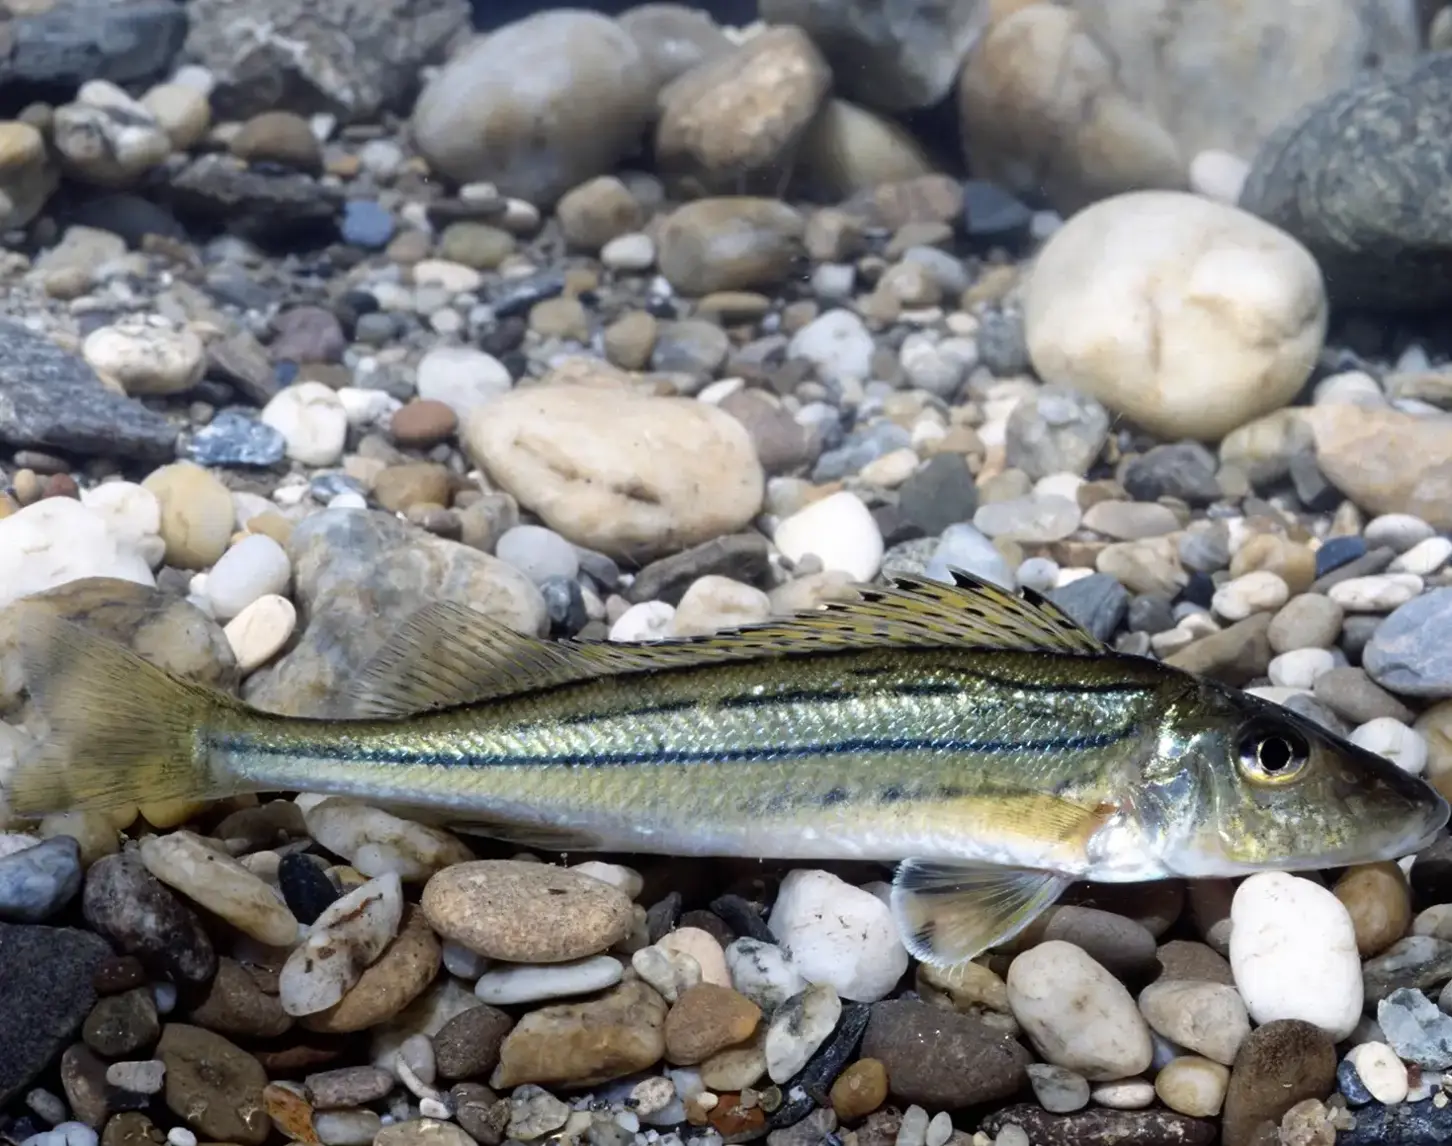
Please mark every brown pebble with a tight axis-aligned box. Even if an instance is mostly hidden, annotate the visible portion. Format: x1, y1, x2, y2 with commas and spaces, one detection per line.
61, 1043, 111, 1128
301, 904, 442, 1034
1221, 1020, 1336, 1146
43, 473, 79, 499
664, 983, 761, 1065
254, 1043, 343, 1073
101, 1113, 166, 1146
186, 957, 293, 1039
1334, 862, 1412, 957
1154, 940, 1234, 986
373, 462, 452, 513
708, 1093, 767, 1138
435, 1004, 514, 1080
262, 1082, 319, 1144
93, 955, 148, 995
83, 988, 160, 1057
305, 1065, 395, 1110
451, 1082, 507, 1146
391, 399, 459, 448
492, 980, 667, 1089
830, 1058, 889, 1121
157, 1023, 271, 1145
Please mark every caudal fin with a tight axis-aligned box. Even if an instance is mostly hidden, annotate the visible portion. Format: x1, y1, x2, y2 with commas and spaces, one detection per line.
9, 608, 241, 817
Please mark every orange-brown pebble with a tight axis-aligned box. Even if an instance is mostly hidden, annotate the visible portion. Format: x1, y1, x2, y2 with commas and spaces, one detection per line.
1333, 862, 1412, 957
246, 511, 294, 546
43, 472, 79, 499
830, 1058, 889, 1121
262, 1082, 320, 1144
708, 1094, 766, 1138
391, 399, 459, 448
664, 983, 761, 1065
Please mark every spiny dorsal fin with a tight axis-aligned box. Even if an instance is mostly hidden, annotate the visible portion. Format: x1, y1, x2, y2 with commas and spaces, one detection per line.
343, 566, 1105, 719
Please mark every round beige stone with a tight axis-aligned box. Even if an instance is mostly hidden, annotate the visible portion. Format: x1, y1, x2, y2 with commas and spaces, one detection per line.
421, 859, 635, 963
142, 461, 236, 570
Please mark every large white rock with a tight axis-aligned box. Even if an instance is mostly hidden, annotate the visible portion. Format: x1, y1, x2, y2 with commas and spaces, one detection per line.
1024, 191, 1326, 442
1006, 940, 1153, 1081
1229, 871, 1363, 1040
767, 869, 908, 1003
0, 498, 154, 608
773, 490, 883, 582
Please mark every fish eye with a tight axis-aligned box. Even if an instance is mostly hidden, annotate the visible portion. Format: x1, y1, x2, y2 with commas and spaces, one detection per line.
1237, 725, 1310, 784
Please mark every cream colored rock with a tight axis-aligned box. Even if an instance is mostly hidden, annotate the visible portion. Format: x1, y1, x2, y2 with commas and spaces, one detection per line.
1301, 404, 1452, 531
262, 382, 348, 467
79, 482, 161, 547
465, 384, 764, 561
141, 82, 212, 149
1023, 190, 1326, 441
303, 799, 474, 883
279, 872, 404, 1016
53, 81, 172, 186
0, 498, 155, 608
224, 594, 296, 674
0, 120, 60, 229
671, 575, 771, 637
796, 99, 936, 200
142, 461, 236, 570
773, 490, 884, 582
83, 317, 206, 396
139, 829, 299, 947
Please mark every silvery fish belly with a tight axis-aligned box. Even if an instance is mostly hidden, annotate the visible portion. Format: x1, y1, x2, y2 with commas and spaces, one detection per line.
11, 570, 1449, 968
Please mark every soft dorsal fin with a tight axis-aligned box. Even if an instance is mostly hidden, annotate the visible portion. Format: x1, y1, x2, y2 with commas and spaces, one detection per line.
343, 567, 1106, 719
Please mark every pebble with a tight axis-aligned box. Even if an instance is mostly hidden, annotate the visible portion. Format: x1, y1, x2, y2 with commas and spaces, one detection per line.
1025, 1063, 1091, 1113
261, 382, 348, 466
1344, 1041, 1409, 1104
764, 982, 841, 1083
1377, 987, 1452, 1069
656, 927, 730, 988
305, 1065, 396, 1110
224, 594, 297, 673
1006, 940, 1153, 1081
205, 533, 291, 621
81, 852, 216, 987
495, 524, 580, 585
767, 869, 908, 1003
82, 319, 205, 397
433, 1005, 513, 1081
724, 938, 806, 1013
1212, 570, 1290, 621
492, 979, 667, 1089
665, 982, 761, 1065
859, 999, 1030, 1108
1365, 587, 1452, 698
138, 830, 299, 947
278, 872, 404, 1017
973, 494, 1081, 543
185, 411, 287, 467
156, 1024, 269, 1144
475, 954, 624, 1005
142, 461, 236, 570
1333, 862, 1412, 958
830, 1058, 888, 1120
416, 346, 513, 417
1155, 1056, 1229, 1118
1229, 872, 1363, 1041
774, 490, 884, 582
313, 1111, 383, 1146
105, 1059, 165, 1095
1350, 717, 1428, 775
0, 836, 82, 923
302, 799, 474, 882
1268, 647, 1335, 690
422, 859, 635, 962
1137, 979, 1249, 1065
1328, 572, 1425, 612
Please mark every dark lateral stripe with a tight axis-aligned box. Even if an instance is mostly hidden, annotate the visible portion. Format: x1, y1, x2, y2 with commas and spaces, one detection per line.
214, 727, 1135, 770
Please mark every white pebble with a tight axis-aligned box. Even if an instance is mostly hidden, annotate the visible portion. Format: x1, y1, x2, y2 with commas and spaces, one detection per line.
474, 955, 624, 1005
725, 938, 806, 1013
609, 601, 675, 643
278, 872, 404, 1016
206, 533, 291, 621
79, 482, 160, 546
441, 939, 490, 980
1212, 571, 1289, 622
261, 382, 348, 466
1364, 514, 1436, 553
1229, 871, 1363, 1040
656, 927, 730, 987
570, 861, 643, 900
924, 1111, 953, 1146
1345, 1041, 1409, 1105
1153, 1056, 1229, 1118
632, 944, 701, 1003
302, 797, 473, 881
767, 869, 908, 1003
224, 594, 297, 674
314, 1111, 382, 1146
774, 490, 883, 583
327, 492, 367, 510
896, 1105, 928, 1146
1089, 1079, 1156, 1109
1350, 718, 1428, 776
82, 318, 205, 396
1006, 940, 1152, 1081
152, 981, 177, 1014
601, 233, 655, 271
993, 1127, 1030, 1146
336, 386, 402, 427
1328, 573, 1424, 613
1267, 647, 1336, 691
765, 982, 841, 1083
787, 308, 874, 384
416, 345, 512, 418
23, 1124, 98, 1146
167, 1130, 197, 1146
1390, 536, 1452, 576
104, 1059, 165, 1094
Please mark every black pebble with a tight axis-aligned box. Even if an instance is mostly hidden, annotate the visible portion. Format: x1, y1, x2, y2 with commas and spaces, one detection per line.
278, 853, 341, 926
1176, 571, 1217, 610
1316, 535, 1368, 577
645, 892, 682, 945
709, 893, 775, 943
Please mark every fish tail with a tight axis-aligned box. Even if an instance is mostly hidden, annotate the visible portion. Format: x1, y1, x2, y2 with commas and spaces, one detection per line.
9, 608, 246, 817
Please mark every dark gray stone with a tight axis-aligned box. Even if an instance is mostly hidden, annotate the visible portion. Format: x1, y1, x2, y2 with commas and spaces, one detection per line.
896, 452, 977, 537
83, 852, 216, 988
0, 319, 177, 462
0, 923, 111, 1107
978, 1106, 1214, 1146
1339, 1099, 1452, 1146
1048, 574, 1130, 642
975, 308, 1031, 376
183, 0, 471, 122
0, 0, 186, 93
183, 410, 286, 467
1121, 442, 1221, 504
626, 533, 771, 605
165, 154, 342, 241
1239, 53, 1452, 310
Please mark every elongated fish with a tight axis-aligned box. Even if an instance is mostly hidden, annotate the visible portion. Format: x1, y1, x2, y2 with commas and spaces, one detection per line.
8, 570, 1448, 966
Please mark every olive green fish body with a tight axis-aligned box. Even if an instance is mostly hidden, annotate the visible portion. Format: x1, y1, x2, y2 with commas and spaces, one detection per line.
11, 568, 1447, 968
213, 646, 1177, 873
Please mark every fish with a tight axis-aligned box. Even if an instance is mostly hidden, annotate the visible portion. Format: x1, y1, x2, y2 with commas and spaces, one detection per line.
7, 569, 1448, 968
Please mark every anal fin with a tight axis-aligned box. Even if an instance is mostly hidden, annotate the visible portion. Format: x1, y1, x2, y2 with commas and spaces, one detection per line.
890, 859, 1070, 968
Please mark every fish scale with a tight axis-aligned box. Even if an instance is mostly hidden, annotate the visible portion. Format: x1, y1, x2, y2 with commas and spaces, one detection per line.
10, 568, 1447, 969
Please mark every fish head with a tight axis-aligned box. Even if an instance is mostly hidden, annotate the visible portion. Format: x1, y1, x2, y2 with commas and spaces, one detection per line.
1146, 680, 1449, 877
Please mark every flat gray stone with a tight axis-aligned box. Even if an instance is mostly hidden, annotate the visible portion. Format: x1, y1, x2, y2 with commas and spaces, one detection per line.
1363, 586, 1452, 698
1, 0, 185, 92
0, 320, 177, 462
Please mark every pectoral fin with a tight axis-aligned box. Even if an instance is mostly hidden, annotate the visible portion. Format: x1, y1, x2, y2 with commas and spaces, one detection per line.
890, 859, 1070, 967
